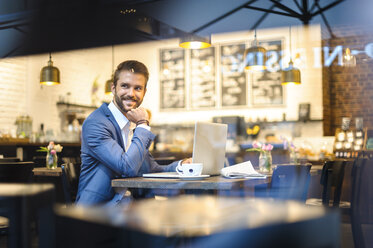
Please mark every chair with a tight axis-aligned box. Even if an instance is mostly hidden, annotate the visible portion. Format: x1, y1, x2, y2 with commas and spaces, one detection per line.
0, 157, 20, 162
306, 160, 351, 211
255, 164, 312, 201
61, 163, 80, 204
350, 156, 373, 248
0, 161, 35, 243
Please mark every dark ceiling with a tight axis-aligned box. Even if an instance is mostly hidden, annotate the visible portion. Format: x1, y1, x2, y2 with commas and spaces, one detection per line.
0, 0, 372, 58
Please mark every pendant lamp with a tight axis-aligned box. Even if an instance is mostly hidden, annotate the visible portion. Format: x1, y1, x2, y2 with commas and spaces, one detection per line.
40, 53, 60, 86
342, 48, 356, 67
282, 26, 301, 85
179, 34, 211, 49
244, 29, 267, 71
105, 45, 115, 95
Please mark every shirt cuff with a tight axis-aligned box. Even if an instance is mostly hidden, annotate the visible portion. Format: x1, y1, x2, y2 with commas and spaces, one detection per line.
176, 160, 183, 172
137, 124, 151, 131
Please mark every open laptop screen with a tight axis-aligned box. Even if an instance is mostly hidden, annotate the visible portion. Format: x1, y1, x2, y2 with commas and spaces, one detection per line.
192, 122, 228, 175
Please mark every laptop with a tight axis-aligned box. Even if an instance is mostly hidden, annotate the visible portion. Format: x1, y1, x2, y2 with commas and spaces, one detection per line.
143, 121, 228, 178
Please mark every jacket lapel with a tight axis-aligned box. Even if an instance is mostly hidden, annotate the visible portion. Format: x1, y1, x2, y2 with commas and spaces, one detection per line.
100, 103, 125, 149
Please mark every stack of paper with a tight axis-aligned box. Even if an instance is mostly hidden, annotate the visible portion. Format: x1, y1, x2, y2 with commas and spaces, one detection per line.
221, 161, 266, 179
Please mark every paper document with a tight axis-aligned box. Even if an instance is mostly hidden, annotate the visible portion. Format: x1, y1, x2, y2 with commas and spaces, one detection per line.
221, 161, 266, 179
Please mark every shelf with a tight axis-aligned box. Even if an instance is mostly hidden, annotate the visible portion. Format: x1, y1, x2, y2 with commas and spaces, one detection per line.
255, 119, 323, 124
56, 101, 97, 110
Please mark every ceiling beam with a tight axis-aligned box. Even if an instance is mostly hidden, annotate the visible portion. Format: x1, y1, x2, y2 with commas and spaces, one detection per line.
311, 0, 345, 17
192, 0, 258, 34
270, 0, 302, 17
250, 3, 278, 30
244, 5, 295, 18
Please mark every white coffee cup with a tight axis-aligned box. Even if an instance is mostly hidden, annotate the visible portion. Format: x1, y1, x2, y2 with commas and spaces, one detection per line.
176, 163, 203, 176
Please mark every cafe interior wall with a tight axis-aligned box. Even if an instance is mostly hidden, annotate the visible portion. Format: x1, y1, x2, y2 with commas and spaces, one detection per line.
120, 25, 322, 124
0, 25, 322, 140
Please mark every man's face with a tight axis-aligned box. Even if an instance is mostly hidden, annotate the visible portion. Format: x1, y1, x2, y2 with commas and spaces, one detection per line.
112, 70, 147, 114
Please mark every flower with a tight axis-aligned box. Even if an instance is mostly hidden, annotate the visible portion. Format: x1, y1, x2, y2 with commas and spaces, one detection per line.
246, 141, 273, 153
37, 141, 63, 153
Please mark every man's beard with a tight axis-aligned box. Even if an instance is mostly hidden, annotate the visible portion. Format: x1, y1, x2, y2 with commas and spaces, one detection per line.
114, 93, 140, 113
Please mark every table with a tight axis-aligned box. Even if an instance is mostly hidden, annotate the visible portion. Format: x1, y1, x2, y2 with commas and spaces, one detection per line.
32, 167, 62, 177
112, 175, 270, 196
32, 167, 65, 203
0, 183, 55, 248
55, 195, 340, 248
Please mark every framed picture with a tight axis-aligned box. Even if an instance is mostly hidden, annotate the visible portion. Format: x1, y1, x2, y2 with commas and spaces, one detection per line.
220, 43, 247, 107
250, 39, 284, 106
189, 47, 216, 109
159, 49, 186, 110
298, 103, 310, 121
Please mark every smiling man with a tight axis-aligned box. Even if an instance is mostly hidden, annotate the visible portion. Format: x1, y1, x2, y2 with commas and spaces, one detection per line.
76, 60, 191, 206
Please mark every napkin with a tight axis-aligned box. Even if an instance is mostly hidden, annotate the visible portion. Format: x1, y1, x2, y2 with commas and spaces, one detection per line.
221, 161, 266, 179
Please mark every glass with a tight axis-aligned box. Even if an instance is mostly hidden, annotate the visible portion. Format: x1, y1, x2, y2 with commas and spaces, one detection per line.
341, 117, 351, 131
46, 151, 58, 169
259, 151, 272, 173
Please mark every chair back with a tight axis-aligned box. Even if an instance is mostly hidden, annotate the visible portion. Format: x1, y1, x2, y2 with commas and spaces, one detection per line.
350, 156, 373, 248
61, 163, 80, 204
269, 164, 312, 201
320, 160, 349, 207
0, 157, 20, 162
0, 161, 34, 183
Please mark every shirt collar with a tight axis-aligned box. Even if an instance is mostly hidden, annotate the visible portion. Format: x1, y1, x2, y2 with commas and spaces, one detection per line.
108, 101, 129, 130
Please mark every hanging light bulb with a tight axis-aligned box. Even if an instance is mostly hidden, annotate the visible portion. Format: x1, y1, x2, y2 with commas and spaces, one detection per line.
179, 34, 211, 49
342, 48, 356, 67
40, 53, 60, 85
105, 45, 115, 95
282, 26, 301, 85
282, 60, 301, 85
105, 77, 113, 95
244, 29, 267, 71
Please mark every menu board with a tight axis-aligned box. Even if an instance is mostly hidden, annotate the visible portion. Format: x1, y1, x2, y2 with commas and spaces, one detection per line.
190, 47, 216, 109
220, 43, 247, 107
159, 49, 186, 110
251, 40, 284, 106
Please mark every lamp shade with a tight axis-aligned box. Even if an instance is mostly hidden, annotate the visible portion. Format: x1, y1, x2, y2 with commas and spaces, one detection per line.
281, 61, 301, 85
244, 45, 267, 71
179, 35, 211, 49
40, 55, 60, 85
105, 78, 113, 95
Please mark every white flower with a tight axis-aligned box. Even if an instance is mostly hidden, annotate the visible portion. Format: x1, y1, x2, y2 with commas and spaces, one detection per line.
54, 144, 63, 152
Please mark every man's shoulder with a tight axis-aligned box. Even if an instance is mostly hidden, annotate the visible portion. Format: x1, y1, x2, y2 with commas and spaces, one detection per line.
84, 103, 111, 124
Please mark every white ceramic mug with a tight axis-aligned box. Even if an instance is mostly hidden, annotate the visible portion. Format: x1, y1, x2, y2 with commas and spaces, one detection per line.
176, 163, 203, 176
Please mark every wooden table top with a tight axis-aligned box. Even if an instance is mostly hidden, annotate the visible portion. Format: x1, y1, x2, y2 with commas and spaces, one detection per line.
112, 175, 269, 191
55, 195, 336, 238
33, 167, 62, 177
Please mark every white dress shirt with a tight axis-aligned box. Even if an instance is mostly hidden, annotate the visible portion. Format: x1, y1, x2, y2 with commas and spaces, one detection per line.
108, 101, 150, 150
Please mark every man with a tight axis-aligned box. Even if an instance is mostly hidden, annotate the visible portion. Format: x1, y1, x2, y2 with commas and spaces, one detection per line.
76, 60, 191, 206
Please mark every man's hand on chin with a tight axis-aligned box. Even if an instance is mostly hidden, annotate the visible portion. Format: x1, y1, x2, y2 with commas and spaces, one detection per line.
126, 107, 149, 123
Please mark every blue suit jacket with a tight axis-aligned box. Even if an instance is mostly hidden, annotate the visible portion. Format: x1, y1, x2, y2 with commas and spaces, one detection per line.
76, 103, 178, 206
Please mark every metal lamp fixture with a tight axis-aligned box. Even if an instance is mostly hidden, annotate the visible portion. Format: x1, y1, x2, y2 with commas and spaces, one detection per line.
105, 78, 113, 95
282, 26, 301, 85
244, 29, 267, 71
179, 34, 211, 49
40, 53, 60, 85
105, 45, 115, 95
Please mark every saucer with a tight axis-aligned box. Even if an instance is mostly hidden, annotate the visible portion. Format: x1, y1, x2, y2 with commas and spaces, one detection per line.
178, 175, 210, 180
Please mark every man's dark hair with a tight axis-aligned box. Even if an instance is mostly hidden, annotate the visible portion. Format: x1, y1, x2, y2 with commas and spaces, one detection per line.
113, 60, 149, 87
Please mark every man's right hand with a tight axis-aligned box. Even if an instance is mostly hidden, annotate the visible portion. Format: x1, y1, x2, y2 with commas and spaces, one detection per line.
126, 107, 149, 123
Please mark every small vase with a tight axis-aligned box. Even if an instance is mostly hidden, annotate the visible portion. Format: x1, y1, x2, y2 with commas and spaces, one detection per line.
290, 150, 298, 164
259, 151, 272, 173
46, 152, 58, 169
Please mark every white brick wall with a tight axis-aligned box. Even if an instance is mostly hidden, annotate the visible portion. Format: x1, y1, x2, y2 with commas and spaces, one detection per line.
0, 56, 27, 135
